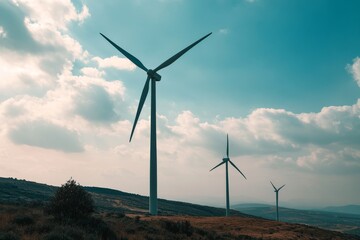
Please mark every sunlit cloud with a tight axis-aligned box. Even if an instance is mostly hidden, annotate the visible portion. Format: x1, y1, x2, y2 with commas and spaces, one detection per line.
347, 57, 360, 86
93, 56, 136, 71
0, 26, 6, 38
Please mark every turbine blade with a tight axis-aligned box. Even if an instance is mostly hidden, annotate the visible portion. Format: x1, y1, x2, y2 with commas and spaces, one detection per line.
278, 184, 286, 191
100, 33, 148, 72
129, 77, 150, 142
229, 160, 247, 179
226, 134, 229, 157
270, 181, 277, 191
209, 161, 225, 172
154, 32, 212, 72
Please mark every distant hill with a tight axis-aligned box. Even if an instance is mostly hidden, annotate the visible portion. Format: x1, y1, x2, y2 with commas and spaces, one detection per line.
0, 177, 244, 217
233, 203, 360, 236
320, 205, 360, 215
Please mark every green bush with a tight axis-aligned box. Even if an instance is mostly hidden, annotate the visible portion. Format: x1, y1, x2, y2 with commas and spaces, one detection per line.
47, 179, 94, 221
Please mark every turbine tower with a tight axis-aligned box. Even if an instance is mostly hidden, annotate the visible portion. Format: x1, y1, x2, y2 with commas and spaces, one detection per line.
210, 134, 246, 216
270, 181, 285, 221
100, 32, 211, 215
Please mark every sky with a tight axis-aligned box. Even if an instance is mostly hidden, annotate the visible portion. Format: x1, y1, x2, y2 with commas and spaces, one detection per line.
0, 0, 360, 209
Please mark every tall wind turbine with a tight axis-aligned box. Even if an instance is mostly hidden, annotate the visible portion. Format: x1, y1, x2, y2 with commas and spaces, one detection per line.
100, 32, 211, 215
210, 134, 246, 216
270, 181, 285, 221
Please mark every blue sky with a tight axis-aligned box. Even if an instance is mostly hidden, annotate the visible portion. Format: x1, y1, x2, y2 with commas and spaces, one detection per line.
79, 0, 360, 117
0, 0, 360, 209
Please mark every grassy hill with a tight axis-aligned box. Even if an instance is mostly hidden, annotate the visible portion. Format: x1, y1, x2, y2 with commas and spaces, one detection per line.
0, 177, 243, 216
233, 203, 360, 236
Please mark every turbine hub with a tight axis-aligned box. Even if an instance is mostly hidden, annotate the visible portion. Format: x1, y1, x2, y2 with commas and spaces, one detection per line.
222, 157, 229, 162
147, 69, 161, 81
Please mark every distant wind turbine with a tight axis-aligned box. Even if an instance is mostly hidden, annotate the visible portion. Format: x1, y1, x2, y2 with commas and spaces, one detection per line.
270, 181, 285, 221
210, 134, 246, 216
100, 32, 211, 215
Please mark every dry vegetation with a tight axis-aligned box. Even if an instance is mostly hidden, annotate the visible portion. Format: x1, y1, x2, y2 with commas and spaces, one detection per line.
144, 215, 360, 240
1, 203, 360, 240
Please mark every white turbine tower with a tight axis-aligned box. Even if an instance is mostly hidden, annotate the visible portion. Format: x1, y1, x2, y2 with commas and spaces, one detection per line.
100, 32, 211, 215
270, 181, 285, 221
210, 134, 246, 216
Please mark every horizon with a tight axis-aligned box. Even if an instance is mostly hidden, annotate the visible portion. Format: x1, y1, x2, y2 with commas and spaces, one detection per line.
0, 0, 359, 210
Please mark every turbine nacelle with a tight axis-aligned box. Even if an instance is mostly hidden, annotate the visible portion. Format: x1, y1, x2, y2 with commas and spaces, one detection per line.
147, 69, 161, 81
210, 134, 247, 179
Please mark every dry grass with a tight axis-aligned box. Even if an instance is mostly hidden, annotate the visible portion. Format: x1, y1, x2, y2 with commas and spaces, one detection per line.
143, 215, 360, 240
0, 203, 359, 240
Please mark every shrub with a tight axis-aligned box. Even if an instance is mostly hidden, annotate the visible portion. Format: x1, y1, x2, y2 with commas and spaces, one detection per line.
47, 178, 94, 221
12, 215, 34, 226
0, 231, 20, 240
162, 220, 193, 236
76, 216, 117, 240
43, 226, 85, 240
116, 212, 125, 218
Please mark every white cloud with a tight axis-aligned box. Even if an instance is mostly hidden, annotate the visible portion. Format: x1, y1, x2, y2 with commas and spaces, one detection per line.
218, 28, 229, 35
0, 26, 6, 38
93, 56, 136, 71
81, 67, 105, 78
12, 0, 90, 31
163, 99, 360, 174
348, 57, 360, 86
77, 5, 90, 23
0, 0, 129, 153
0, 0, 90, 99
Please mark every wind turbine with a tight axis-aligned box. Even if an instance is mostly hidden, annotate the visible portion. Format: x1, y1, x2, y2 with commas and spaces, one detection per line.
210, 134, 246, 216
100, 32, 211, 215
270, 181, 285, 221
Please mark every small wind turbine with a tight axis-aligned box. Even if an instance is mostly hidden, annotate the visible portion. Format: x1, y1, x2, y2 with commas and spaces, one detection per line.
210, 134, 246, 216
270, 181, 285, 221
100, 32, 211, 215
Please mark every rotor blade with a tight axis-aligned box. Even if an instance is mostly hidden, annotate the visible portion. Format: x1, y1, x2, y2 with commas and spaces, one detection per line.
226, 134, 229, 157
270, 181, 277, 191
278, 184, 286, 191
100, 33, 148, 72
129, 77, 150, 142
154, 32, 212, 72
209, 161, 225, 172
229, 160, 247, 179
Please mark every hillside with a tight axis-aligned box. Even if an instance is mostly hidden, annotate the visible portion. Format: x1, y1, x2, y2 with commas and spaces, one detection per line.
1, 203, 360, 240
233, 203, 360, 236
1, 177, 360, 239
320, 205, 360, 215
0, 177, 243, 216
